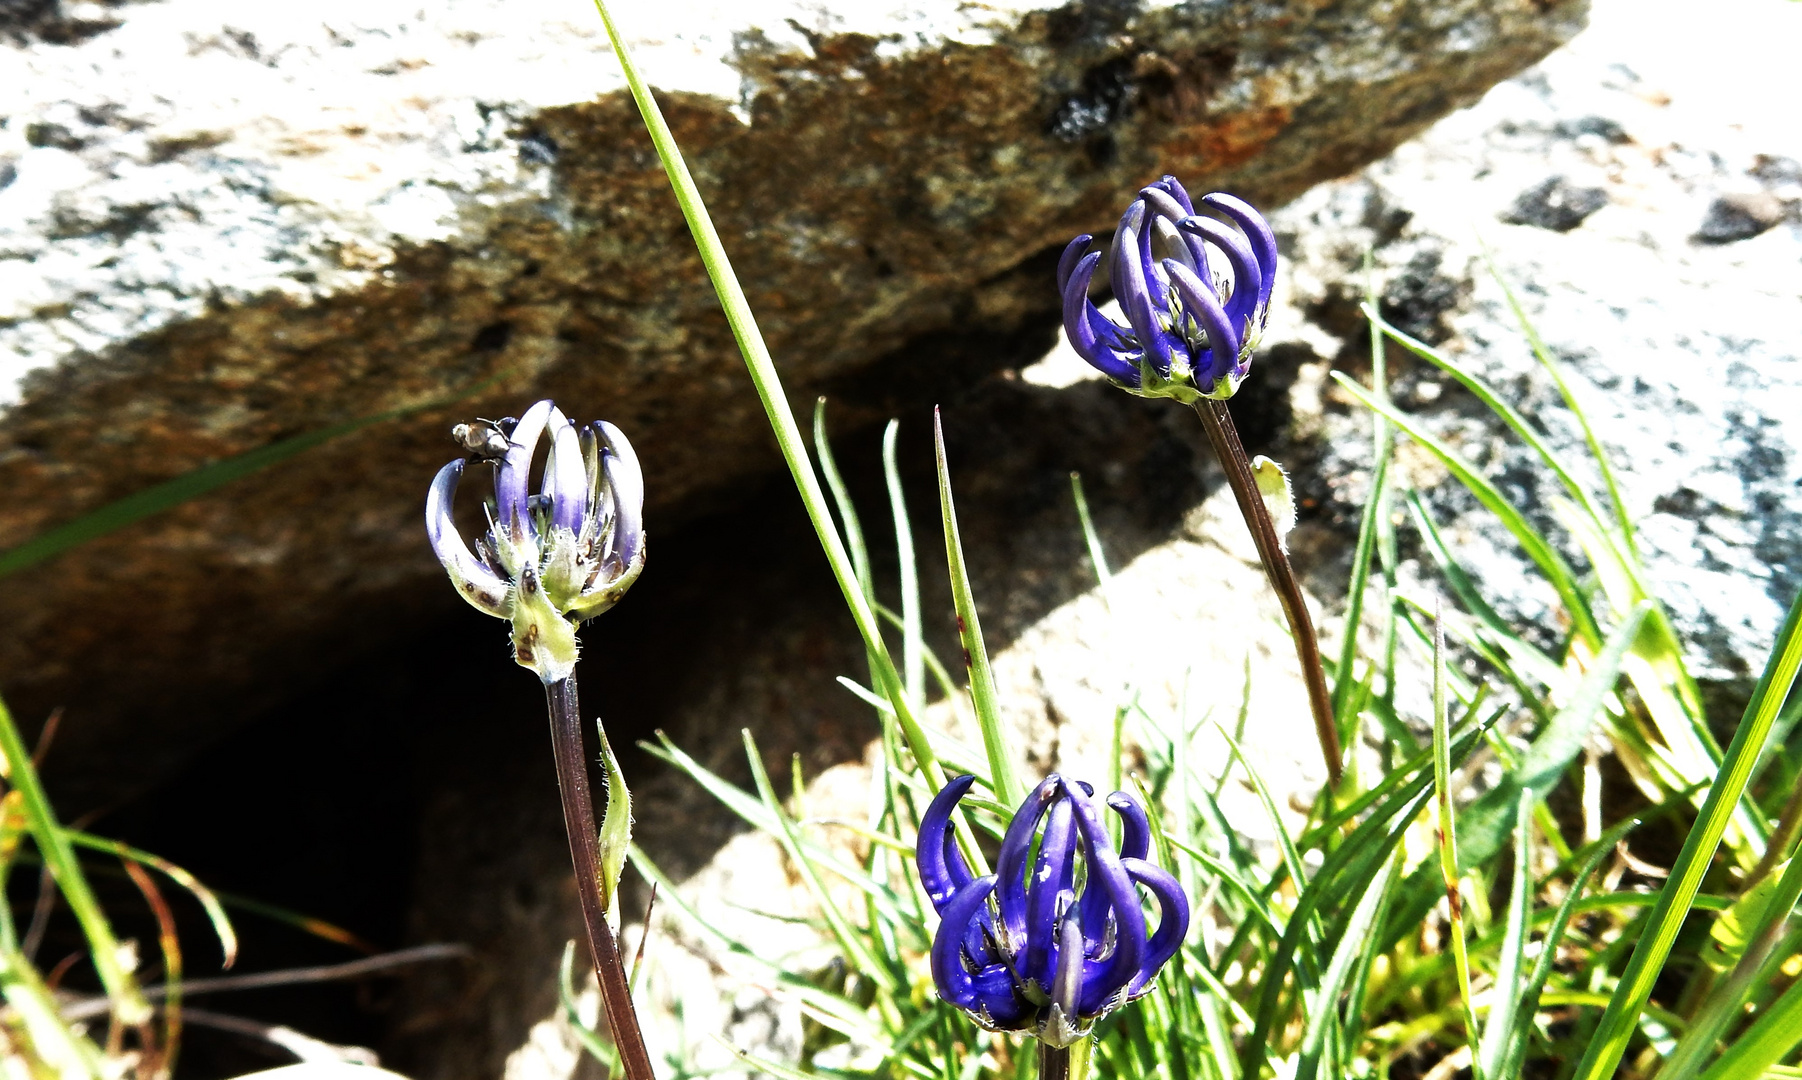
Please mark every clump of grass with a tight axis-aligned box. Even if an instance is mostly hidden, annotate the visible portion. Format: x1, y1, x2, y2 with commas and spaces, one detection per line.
585, 4, 1802, 1078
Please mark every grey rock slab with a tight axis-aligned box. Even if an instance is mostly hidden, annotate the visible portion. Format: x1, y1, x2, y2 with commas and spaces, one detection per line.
1272, 0, 1802, 691
0, 0, 1585, 803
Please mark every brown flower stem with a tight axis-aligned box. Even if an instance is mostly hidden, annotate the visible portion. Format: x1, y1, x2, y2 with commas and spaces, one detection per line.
545, 676, 657, 1080
1192, 399, 1344, 786
1038, 1043, 1070, 1080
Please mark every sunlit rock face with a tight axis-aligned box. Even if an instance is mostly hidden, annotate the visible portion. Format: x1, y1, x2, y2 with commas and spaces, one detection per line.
0, 0, 1583, 798
1269, 0, 1802, 697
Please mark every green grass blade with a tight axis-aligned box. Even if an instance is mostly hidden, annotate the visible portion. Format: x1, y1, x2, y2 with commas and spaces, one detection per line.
1479, 249, 1641, 563
1498, 815, 1645, 1079
1334, 286, 1397, 724
1331, 372, 1601, 647
1694, 975, 1802, 1080
1479, 791, 1535, 1079
1362, 305, 1617, 546
884, 420, 926, 709
1295, 848, 1401, 1080
1433, 612, 1484, 1079
63, 829, 239, 969
0, 371, 509, 579
1571, 587, 1802, 1080
1457, 602, 1650, 870
588, 0, 945, 794
559, 940, 619, 1068
740, 730, 897, 991
0, 940, 106, 1077
1070, 472, 1114, 591
0, 689, 149, 1023
931, 410, 1022, 810
812, 399, 875, 605
1660, 852, 1802, 1080
642, 733, 923, 939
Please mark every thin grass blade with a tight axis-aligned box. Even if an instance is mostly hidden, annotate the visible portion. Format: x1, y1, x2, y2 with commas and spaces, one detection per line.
1571, 587, 1802, 1080
932, 409, 1022, 809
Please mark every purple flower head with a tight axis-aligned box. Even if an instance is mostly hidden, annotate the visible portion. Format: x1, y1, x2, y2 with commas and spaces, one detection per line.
425, 400, 645, 682
1060, 176, 1276, 402
917, 775, 1189, 1047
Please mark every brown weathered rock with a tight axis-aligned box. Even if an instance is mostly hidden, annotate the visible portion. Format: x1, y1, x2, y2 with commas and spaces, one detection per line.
0, 0, 1586, 803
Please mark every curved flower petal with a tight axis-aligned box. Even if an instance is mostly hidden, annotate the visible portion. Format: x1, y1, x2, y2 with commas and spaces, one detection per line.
1121, 857, 1191, 997
930, 877, 1032, 1028
1117, 858, 1189, 1002
1107, 791, 1151, 861
1064, 781, 1146, 1016
1047, 912, 1086, 1024
1108, 202, 1174, 377
1056, 235, 1092, 294
426, 460, 510, 618
496, 400, 555, 539
1154, 174, 1196, 216
1163, 258, 1244, 392
1021, 795, 1077, 986
1079, 789, 1151, 944
545, 413, 588, 534
1202, 191, 1277, 319
1062, 253, 1141, 386
1180, 216, 1263, 338
1138, 186, 1211, 283
596, 421, 644, 572
996, 777, 1060, 951
916, 775, 977, 912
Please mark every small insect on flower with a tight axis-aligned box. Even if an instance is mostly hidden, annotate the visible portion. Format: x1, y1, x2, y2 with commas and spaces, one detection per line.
1059, 176, 1276, 402
451, 417, 516, 463
426, 399, 645, 682
917, 775, 1189, 1048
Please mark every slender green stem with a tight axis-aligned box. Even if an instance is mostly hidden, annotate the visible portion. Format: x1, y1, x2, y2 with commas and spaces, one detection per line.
0, 691, 149, 1025
544, 677, 655, 1080
588, 0, 946, 793
1192, 400, 1343, 784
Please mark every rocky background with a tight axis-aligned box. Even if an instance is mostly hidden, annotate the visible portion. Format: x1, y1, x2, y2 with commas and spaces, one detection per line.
4, 0, 1800, 1076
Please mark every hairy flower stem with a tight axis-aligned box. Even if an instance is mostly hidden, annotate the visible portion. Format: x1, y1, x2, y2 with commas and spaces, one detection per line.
544, 677, 655, 1080
1039, 1039, 1092, 1080
1192, 400, 1343, 785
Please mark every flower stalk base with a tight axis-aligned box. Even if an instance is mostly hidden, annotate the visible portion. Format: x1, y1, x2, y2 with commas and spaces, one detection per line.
545, 676, 657, 1080
1039, 1037, 1092, 1080
1192, 399, 1344, 785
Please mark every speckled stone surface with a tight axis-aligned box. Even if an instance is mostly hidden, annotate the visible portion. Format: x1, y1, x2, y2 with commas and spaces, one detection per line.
0, 0, 1585, 802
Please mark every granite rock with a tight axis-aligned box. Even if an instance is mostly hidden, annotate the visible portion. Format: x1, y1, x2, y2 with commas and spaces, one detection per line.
0, 0, 1587, 803
1269, 0, 1802, 691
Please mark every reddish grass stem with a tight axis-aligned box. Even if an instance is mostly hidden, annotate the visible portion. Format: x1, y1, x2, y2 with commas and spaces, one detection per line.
545, 676, 656, 1080
1193, 399, 1344, 786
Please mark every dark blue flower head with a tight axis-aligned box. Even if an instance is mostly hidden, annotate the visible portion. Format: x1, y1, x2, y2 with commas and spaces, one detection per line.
1059, 176, 1276, 402
917, 775, 1189, 1047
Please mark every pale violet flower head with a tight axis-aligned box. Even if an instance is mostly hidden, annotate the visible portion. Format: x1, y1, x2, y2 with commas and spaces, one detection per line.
426, 399, 645, 682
